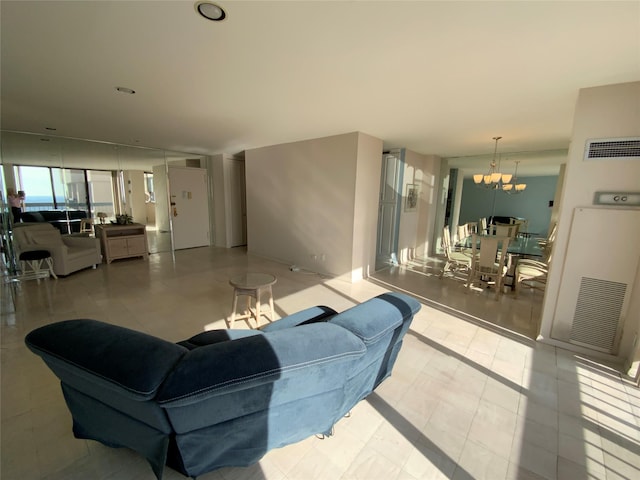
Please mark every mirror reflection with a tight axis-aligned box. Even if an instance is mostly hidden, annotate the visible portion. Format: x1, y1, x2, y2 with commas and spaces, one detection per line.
1, 131, 205, 263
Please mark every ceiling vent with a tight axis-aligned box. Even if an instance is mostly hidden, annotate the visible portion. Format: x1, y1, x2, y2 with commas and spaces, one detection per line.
584, 137, 640, 161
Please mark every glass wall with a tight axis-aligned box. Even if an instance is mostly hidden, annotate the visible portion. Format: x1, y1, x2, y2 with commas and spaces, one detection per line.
1, 130, 205, 258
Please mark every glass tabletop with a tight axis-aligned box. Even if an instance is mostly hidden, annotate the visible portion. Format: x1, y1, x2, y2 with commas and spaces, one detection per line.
461, 235, 543, 257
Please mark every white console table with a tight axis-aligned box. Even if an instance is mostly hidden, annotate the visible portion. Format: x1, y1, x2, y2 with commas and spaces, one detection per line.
95, 223, 148, 264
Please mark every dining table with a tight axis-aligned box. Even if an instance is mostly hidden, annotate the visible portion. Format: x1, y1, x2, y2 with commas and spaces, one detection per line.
460, 234, 544, 258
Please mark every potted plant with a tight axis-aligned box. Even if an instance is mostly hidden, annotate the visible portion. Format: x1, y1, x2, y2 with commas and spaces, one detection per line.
115, 213, 133, 225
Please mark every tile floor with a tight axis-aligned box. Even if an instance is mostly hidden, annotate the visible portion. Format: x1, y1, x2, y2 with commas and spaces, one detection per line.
1, 246, 639, 480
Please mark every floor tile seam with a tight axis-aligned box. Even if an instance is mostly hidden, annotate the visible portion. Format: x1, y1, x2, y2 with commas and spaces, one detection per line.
511, 429, 560, 457
556, 450, 608, 477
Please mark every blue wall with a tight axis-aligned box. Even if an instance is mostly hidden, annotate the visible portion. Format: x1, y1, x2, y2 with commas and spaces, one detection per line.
459, 175, 558, 236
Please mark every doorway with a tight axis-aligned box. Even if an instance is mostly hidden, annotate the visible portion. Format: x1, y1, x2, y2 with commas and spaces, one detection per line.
375, 149, 404, 270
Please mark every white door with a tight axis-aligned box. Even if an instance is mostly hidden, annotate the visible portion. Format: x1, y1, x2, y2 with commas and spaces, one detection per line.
169, 167, 210, 250
375, 152, 402, 270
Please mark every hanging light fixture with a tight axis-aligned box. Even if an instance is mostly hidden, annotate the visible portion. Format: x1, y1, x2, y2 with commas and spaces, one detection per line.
473, 136, 512, 189
502, 160, 527, 194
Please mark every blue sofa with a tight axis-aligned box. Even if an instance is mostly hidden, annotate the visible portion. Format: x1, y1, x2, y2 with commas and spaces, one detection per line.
25, 292, 421, 479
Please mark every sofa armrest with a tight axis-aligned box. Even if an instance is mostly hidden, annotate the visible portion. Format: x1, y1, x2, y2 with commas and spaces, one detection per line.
62, 236, 100, 251
329, 292, 421, 345
260, 306, 337, 332
25, 319, 187, 400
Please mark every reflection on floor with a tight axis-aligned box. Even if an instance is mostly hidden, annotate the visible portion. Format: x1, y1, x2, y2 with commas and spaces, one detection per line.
2, 247, 638, 480
372, 256, 543, 340
146, 225, 172, 254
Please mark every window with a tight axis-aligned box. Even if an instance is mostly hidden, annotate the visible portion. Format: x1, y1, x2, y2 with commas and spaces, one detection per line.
13, 165, 116, 219
144, 172, 155, 203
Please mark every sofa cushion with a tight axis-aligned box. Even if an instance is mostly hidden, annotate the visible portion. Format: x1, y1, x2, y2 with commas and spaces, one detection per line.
65, 246, 97, 261
39, 210, 67, 221
178, 329, 263, 350
260, 305, 337, 332
22, 211, 46, 222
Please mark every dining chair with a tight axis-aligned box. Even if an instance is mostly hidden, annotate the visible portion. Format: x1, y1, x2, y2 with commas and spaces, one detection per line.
466, 222, 478, 235
514, 234, 554, 297
513, 259, 548, 298
512, 218, 527, 237
536, 222, 557, 250
493, 222, 517, 238
456, 224, 469, 244
80, 217, 94, 235
466, 234, 511, 299
479, 217, 488, 234
440, 226, 472, 279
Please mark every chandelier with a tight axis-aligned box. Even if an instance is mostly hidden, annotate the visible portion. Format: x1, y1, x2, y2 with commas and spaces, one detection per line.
473, 136, 512, 189
502, 160, 527, 194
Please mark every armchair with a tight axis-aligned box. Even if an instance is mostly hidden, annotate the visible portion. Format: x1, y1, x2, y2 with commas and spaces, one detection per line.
12, 223, 102, 276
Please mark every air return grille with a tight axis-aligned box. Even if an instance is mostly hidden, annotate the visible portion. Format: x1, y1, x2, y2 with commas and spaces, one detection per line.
584, 138, 640, 160
569, 277, 627, 353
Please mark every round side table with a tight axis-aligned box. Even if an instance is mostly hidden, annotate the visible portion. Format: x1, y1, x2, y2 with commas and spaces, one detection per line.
228, 273, 277, 329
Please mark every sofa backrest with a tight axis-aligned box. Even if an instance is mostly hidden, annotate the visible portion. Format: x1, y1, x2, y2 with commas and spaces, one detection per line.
21, 211, 46, 222
13, 223, 64, 250
157, 323, 366, 431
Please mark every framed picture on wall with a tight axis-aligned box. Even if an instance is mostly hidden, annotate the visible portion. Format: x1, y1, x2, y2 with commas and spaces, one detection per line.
405, 184, 418, 212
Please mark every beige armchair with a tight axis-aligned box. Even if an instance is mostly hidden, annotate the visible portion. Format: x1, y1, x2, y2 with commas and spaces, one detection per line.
13, 223, 102, 276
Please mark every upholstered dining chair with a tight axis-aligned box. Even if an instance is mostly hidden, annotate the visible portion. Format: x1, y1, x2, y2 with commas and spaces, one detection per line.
514, 233, 554, 298
514, 259, 548, 298
466, 222, 478, 235
456, 224, 469, 244
466, 234, 511, 299
440, 226, 472, 279
479, 217, 488, 234
493, 223, 518, 238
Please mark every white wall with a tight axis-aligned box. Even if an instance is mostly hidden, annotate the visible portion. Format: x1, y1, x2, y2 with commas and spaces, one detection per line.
245, 132, 382, 280
539, 81, 640, 368
122, 170, 146, 224
206, 154, 246, 248
351, 133, 384, 281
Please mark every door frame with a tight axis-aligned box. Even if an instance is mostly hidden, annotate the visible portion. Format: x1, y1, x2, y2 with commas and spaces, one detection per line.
375, 149, 405, 270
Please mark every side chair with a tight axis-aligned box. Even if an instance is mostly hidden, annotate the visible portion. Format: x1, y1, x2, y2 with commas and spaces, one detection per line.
440, 226, 472, 279
466, 234, 511, 299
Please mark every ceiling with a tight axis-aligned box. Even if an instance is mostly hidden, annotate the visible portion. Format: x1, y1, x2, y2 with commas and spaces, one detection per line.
1, 1, 639, 175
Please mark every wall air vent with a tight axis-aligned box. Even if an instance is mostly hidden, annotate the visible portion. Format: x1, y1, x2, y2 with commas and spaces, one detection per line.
569, 277, 627, 353
584, 137, 640, 161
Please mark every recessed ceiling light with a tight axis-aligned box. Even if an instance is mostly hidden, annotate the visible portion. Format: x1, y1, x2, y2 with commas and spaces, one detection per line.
196, 1, 226, 21
115, 86, 136, 94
